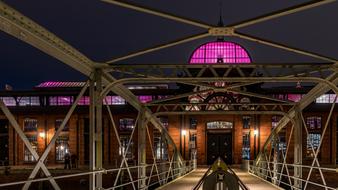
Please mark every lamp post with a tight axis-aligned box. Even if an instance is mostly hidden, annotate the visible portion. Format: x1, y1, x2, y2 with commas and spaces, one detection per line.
254, 129, 258, 159
182, 130, 187, 159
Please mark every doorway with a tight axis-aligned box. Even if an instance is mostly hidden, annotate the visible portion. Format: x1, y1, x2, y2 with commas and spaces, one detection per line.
207, 133, 232, 165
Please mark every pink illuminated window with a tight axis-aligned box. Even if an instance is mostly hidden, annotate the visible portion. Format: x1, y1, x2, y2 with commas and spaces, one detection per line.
49, 96, 74, 106
104, 96, 126, 105
138, 96, 153, 103
78, 96, 90, 105
189, 41, 251, 64
0, 97, 16, 106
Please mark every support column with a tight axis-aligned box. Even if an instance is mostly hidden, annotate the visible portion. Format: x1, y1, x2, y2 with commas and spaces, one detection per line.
138, 109, 147, 190
294, 109, 302, 189
89, 69, 103, 190
89, 78, 96, 190
95, 69, 103, 189
272, 136, 278, 185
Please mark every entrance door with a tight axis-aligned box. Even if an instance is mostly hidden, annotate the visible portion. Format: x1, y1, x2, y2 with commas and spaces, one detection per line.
207, 133, 232, 165
0, 120, 9, 166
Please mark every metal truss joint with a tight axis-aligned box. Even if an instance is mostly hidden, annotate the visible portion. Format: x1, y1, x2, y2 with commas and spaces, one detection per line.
208, 27, 235, 36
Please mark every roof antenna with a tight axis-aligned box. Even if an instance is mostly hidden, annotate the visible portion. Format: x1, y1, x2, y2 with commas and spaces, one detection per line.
217, 1, 224, 27
217, 1, 225, 41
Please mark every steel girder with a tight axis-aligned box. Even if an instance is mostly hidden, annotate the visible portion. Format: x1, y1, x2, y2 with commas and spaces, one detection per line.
145, 103, 294, 113
104, 63, 335, 79
102, 0, 337, 64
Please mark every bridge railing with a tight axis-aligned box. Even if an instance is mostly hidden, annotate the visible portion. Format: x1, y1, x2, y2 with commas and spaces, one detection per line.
0, 160, 195, 190
249, 161, 337, 190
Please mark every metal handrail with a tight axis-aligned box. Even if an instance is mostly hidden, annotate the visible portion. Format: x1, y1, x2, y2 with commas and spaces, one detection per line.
249, 164, 336, 190
0, 160, 195, 188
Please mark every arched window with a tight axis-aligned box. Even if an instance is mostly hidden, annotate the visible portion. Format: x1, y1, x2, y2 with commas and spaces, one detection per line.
189, 41, 251, 64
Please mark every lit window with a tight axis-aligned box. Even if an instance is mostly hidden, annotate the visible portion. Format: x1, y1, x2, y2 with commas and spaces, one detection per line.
190, 118, 197, 130
287, 94, 302, 102
242, 133, 250, 160
189, 41, 251, 64
24, 135, 37, 162
306, 116, 321, 130
17, 97, 40, 106
104, 96, 126, 105
78, 96, 90, 105
159, 117, 169, 129
242, 116, 251, 129
24, 118, 38, 132
272, 116, 281, 129
0, 97, 16, 106
206, 121, 233, 129
306, 133, 321, 158
316, 94, 338, 103
119, 118, 135, 131
49, 96, 74, 106
55, 136, 70, 161
119, 136, 133, 160
138, 96, 153, 103
278, 135, 287, 152
154, 136, 168, 160
55, 119, 69, 131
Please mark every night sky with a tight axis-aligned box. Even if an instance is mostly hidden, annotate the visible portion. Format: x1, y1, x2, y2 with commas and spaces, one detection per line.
0, 0, 337, 89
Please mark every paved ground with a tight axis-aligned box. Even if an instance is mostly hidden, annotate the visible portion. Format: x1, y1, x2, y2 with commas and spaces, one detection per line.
156, 167, 280, 190
233, 168, 281, 190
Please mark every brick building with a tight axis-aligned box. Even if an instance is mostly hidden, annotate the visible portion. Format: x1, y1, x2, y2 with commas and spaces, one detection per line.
0, 40, 337, 167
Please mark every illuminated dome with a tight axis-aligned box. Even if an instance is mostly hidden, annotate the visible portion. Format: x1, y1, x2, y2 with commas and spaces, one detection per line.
189, 41, 251, 64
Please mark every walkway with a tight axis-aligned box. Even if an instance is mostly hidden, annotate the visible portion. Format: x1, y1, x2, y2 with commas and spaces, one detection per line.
156, 167, 280, 190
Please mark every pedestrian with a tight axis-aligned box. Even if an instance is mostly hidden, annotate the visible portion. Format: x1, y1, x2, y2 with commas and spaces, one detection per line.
71, 154, 78, 169
64, 153, 71, 169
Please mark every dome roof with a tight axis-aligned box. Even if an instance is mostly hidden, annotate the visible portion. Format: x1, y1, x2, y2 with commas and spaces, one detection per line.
189, 41, 251, 64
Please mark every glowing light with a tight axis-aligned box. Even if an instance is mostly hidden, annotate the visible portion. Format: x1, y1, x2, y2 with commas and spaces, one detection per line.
39, 132, 45, 139
182, 130, 187, 136
189, 41, 251, 64
60, 146, 64, 150
254, 129, 258, 136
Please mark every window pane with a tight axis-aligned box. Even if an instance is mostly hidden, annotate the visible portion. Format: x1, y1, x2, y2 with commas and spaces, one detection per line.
55, 119, 69, 131
24, 135, 37, 162
242, 116, 251, 129
0, 97, 16, 106
56, 136, 70, 161
242, 133, 250, 160
24, 118, 38, 132
119, 118, 135, 131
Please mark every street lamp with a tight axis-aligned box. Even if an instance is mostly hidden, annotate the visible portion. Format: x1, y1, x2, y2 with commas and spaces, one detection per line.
254, 129, 258, 159
39, 132, 46, 139
182, 130, 187, 159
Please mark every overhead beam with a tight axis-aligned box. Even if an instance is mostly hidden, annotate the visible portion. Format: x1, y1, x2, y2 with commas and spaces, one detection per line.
229, 0, 336, 29
0, 1, 94, 75
106, 32, 209, 64
101, 0, 211, 29
234, 31, 337, 63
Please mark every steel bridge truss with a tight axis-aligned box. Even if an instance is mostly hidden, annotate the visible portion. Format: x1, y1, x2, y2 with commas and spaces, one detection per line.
0, 0, 338, 190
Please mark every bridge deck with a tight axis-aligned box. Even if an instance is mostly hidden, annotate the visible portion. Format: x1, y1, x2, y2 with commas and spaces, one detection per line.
156, 167, 280, 190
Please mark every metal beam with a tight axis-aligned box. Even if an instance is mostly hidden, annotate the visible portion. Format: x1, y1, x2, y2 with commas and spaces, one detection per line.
22, 81, 89, 190
106, 32, 209, 64
101, 76, 338, 98
138, 108, 147, 190
234, 31, 337, 63
0, 101, 61, 190
101, 0, 211, 29
229, 0, 336, 29
0, 1, 94, 75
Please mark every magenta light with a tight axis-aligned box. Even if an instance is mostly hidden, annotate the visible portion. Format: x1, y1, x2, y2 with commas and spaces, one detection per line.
189, 41, 251, 64
36, 81, 86, 88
